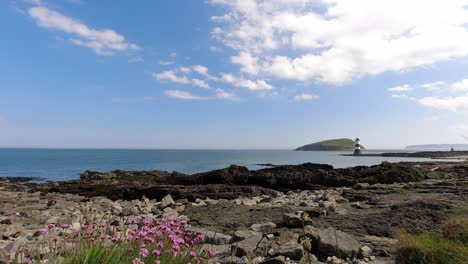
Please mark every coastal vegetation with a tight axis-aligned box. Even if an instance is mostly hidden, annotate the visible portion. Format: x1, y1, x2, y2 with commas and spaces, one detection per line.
11, 217, 213, 264
295, 138, 364, 151
396, 216, 468, 264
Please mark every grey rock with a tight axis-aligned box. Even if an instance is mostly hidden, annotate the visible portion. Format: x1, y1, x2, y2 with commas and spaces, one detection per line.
358, 246, 372, 259
160, 194, 175, 208
259, 256, 286, 264
250, 222, 276, 233
188, 226, 232, 245
283, 213, 312, 228
272, 243, 304, 260
0, 217, 12, 225
304, 226, 360, 259
232, 230, 268, 257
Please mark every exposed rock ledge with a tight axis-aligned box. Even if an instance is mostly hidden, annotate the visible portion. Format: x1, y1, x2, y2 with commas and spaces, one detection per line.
26, 161, 448, 201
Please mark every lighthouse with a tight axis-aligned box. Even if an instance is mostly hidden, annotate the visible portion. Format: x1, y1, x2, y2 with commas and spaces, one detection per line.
354, 138, 361, 155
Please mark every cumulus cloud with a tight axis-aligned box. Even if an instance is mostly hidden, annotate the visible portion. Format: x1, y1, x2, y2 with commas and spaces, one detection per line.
388, 85, 412, 92
28, 6, 138, 55
215, 88, 237, 100
164, 90, 203, 100
191, 78, 210, 89
210, 0, 468, 84
294, 93, 319, 101
154, 65, 273, 92
390, 78, 468, 111
192, 65, 210, 77
451, 79, 468, 92
418, 94, 468, 111
219, 73, 272, 91
153, 71, 190, 84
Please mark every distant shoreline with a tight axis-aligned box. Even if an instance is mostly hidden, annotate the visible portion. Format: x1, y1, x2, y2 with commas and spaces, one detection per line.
341, 150, 468, 160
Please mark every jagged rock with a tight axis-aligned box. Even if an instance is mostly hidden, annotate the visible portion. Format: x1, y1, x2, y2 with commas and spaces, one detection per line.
250, 222, 276, 233
0, 217, 12, 225
201, 244, 230, 256
260, 196, 273, 203
358, 246, 372, 259
259, 256, 286, 264
231, 230, 268, 257
272, 243, 304, 260
188, 226, 232, 245
304, 226, 360, 259
160, 194, 175, 208
283, 213, 312, 228
162, 207, 178, 218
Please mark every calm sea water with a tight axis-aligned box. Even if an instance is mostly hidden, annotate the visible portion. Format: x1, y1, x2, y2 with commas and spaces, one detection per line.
0, 148, 451, 182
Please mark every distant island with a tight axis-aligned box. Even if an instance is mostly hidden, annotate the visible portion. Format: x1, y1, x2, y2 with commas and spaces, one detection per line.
295, 138, 365, 151
406, 144, 468, 151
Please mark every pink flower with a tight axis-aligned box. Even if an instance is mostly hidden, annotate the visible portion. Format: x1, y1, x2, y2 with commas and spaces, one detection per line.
208, 250, 215, 258
190, 251, 197, 257
60, 224, 70, 229
40, 229, 49, 236
152, 249, 161, 256
157, 241, 164, 248
172, 243, 180, 252
23, 258, 32, 264
128, 247, 134, 252
155, 260, 160, 264
47, 224, 55, 229
140, 248, 149, 257
133, 258, 143, 264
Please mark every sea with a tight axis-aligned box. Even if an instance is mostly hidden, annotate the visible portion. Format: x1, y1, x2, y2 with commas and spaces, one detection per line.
0, 148, 455, 182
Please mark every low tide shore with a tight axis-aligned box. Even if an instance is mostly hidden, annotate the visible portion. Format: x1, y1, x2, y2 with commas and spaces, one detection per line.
1, 160, 467, 263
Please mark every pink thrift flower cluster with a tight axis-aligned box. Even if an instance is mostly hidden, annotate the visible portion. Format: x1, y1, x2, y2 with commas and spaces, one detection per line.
32, 217, 214, 264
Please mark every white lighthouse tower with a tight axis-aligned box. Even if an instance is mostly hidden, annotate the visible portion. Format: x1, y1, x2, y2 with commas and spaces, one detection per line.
354, 138, 361, 155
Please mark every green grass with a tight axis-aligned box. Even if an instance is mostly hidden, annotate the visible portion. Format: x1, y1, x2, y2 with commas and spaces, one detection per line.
396, 216, 468, 264
296, 138, 365, 151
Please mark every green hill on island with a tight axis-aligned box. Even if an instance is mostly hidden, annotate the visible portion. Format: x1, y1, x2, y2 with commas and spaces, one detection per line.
295, 138, 365, 151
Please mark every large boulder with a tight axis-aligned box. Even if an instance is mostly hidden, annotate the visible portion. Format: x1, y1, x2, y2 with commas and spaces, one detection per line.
272, 243, 304, 261
192, 165, 250, 185
231, 230, 269, 258
304, 226, 360, 259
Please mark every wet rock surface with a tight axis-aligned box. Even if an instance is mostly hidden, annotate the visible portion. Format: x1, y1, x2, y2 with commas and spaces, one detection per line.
0, 160, 467, 263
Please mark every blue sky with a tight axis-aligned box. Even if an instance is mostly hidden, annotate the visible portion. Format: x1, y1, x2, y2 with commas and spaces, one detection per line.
1, 0, 468, 149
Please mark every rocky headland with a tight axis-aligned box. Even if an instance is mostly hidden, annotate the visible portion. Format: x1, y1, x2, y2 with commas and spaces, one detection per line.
1, 161, 467, 263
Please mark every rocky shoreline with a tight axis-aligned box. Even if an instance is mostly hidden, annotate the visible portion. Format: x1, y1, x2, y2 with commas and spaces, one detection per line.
1, 161, 467, 263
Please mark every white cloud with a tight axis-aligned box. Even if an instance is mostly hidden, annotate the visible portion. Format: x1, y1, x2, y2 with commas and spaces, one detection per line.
164, 90, 203, 100
28, 6, 138, 55
159, 61, 175, 66
418, 94, 468, 111
423, 115, 440, 121
219, 73, 272, 91
153, 71, 190, 84
193, 65, 210, 77
191, 78, 210, 89
210, 0, 468, 84
388, 85, 411, 92
179, 67, 192, 74
215, 88, 237, 100
230, 51, 259, 74
294, 93, 319, 101
390, 78, 468, 110
451, 79, 468, 92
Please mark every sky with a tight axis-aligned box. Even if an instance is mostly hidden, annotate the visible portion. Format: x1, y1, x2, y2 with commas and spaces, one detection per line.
1, 0, 468, 149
